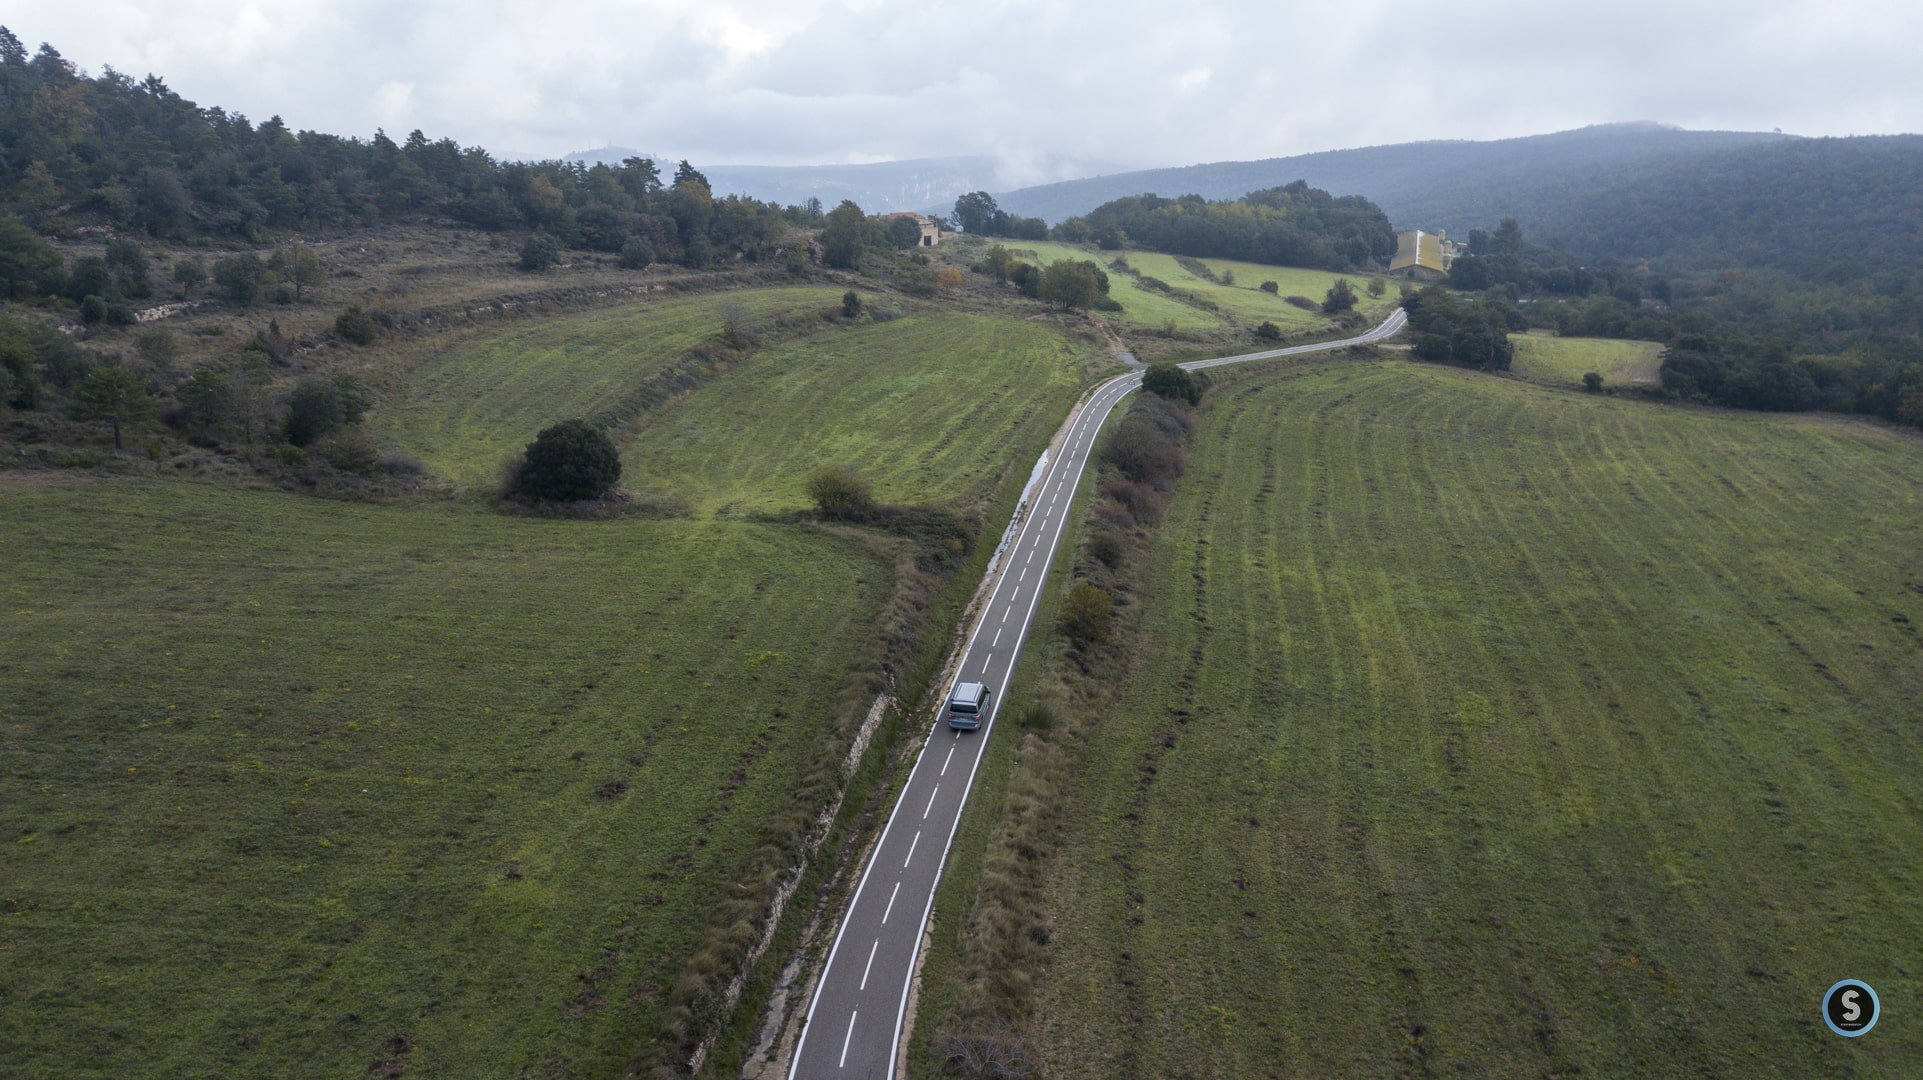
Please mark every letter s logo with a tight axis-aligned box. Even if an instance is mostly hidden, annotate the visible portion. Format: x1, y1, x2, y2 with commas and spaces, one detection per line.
1824, 979, 1878, 1036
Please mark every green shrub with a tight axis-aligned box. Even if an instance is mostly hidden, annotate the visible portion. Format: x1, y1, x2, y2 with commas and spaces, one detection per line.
1086, 528, 1125, 569
517, 418, 620, 501
334, 303, 378, 345
1018, 701, 1057, 731
284, 375, 369, 446
1058, 582, 1114, 644
619, 238, 654, 270
519, 233, 560, 272
315, 432, 382, 475
1142, 363, 1203, 405
1255, 321, 1281, 341
806, 465, 873, 520
1323, 278, 1358, 313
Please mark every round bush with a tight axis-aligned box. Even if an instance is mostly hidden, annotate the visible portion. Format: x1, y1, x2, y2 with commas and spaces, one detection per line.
806, 464, 873, 520
518, 419, 621, 501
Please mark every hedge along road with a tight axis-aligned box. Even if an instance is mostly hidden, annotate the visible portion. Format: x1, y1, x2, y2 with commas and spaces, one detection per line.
787, 308, 1408, 1079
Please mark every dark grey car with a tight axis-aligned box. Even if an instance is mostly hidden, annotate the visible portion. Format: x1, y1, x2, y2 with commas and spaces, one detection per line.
945, 681, 991, 730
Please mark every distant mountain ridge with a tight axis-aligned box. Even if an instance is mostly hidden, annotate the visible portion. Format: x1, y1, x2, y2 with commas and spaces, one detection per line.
987, 123, 1793, 234
1527, 133, 1923, 279
558, 147, 1005, 214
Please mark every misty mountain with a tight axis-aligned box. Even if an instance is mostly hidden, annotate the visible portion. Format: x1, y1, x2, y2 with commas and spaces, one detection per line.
990, 123, 1791, 233
560, 148, 1005, 214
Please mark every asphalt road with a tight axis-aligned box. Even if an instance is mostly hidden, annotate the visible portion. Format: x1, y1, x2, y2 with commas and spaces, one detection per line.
787, 307, 1407, 1079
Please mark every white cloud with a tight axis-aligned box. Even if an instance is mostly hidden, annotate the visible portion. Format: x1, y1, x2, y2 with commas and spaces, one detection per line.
0, 0, 1916, 176
1174, 66, 1212, 94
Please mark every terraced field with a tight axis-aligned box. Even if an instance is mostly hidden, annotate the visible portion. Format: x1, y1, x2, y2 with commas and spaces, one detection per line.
1012, 362, 1923, 1077
997, 241, 1224, 329
1510, 330, 1665, 386
1121, 251, 1394, 326
623, 310, 1102, 514
0, 478, 890, 1077
368, 287, 843, 487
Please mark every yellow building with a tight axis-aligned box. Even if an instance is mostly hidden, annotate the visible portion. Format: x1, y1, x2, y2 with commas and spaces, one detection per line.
1388, 229, 1447, 280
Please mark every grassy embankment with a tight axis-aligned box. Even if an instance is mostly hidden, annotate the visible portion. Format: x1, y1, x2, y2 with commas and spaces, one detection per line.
623, 310, 1098, 514
365, 286, 844, 489
927, 360, 1923, 1077
998, 241, 1222, 331
1510, 329, 1665, 387
1120, 251, 1395, 329
1, 280, 1106, 1075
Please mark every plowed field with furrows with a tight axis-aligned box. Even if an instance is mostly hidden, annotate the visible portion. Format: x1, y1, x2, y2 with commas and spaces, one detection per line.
1026, 360, 1923, 1078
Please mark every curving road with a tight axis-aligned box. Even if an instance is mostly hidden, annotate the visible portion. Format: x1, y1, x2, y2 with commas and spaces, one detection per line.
787, 308, 1407, 1079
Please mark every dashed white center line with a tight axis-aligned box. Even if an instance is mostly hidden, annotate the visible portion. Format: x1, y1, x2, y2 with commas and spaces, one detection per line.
1001, 607, 1010, 623
882, 880, 901, 923
992, 627, 1003, 646
941, 743, 956, 775
903, 830, 921, 868
923, 785, 939, 819
839, 1011, 858, 1068
1026, 549, 1035, 564
860, 938, 879, 990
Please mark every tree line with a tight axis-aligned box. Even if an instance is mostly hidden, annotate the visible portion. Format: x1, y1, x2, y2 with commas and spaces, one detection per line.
1050, 181, 1395, 272
971, 245, 1115, 311
0, 29, 812, 268
942, 185, 1394, 276
1444, 217, 1923, 429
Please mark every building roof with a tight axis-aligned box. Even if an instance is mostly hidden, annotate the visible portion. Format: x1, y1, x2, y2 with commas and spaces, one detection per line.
1390, 230, 1445, 274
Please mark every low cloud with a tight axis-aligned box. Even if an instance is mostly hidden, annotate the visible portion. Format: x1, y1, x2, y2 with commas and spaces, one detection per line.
4, 0, 1917, 178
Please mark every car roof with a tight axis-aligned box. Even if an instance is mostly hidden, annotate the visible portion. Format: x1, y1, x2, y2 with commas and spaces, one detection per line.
953, 681, 986, 699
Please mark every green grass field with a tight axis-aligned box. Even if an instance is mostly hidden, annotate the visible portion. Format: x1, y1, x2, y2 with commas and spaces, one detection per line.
998, 242, 1223, 330
1511, 330, 1665, 386
1009, 362, 1923, 1077
367, 287, 843, 487
623, 311, 1099, 514
0, 477, 889, 1078
1120, 251, 1393, 327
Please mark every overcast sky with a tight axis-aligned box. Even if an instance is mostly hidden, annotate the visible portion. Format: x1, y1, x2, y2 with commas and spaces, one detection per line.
5, 0, 1919, 187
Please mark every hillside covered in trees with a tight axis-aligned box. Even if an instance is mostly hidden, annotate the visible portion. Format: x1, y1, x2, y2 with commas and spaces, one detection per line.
0, 29, 806, 268
1524, 135, 1923, 282
1444, 216, 1923, 429
1049, 181, 1395, 273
